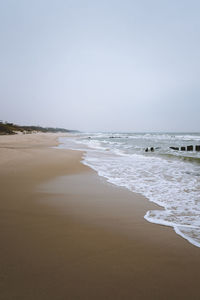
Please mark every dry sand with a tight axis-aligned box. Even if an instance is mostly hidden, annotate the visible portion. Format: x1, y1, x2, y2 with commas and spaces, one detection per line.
0, 133, 200, 300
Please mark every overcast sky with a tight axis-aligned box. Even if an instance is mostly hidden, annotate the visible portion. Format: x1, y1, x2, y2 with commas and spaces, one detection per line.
0, 0, 200, 132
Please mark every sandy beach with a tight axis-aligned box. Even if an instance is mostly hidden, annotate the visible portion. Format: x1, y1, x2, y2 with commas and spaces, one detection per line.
0, 133, 200, 300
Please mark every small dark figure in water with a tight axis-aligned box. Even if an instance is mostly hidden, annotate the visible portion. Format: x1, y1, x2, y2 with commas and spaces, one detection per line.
145, 148, 148, 152
150, 147, 154, 152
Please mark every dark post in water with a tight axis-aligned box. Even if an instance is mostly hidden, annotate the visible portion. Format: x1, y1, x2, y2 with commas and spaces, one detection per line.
195, 145, 200, 152
187, 145, 193, 151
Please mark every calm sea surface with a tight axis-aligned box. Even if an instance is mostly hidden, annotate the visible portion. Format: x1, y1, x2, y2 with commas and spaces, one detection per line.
59, 132, 200, 247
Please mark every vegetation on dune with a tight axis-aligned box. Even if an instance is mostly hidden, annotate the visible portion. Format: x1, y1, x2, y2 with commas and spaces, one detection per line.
0, 121, 77, 135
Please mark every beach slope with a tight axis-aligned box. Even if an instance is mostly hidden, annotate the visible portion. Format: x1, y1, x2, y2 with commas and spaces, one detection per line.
0, 133, 200, 300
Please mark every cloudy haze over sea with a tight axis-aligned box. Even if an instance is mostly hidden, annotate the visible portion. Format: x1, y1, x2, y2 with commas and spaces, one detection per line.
0, 0, 200, 132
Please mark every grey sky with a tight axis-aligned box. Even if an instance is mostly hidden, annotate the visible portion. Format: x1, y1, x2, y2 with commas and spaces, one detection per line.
0, 0, 200, 132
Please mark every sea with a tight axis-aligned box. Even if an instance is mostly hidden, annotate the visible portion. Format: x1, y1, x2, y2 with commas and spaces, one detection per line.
58, 132, 200, 248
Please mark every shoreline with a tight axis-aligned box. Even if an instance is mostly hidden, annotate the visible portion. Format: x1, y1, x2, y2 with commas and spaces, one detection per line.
58, 135, 200, 248
1, 133, 200, 299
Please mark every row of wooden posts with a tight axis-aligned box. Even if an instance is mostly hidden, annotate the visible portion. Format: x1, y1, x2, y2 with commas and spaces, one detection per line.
145, 145, 200, 152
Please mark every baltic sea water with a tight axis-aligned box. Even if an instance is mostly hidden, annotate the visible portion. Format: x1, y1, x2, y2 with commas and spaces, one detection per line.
59, 132, 200, 247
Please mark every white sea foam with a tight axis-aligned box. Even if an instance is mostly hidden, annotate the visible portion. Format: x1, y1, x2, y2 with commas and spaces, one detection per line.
59, 133, 200, 248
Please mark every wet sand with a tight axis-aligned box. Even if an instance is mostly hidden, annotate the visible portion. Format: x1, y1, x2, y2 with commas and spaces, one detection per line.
0, 133, 200, 300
